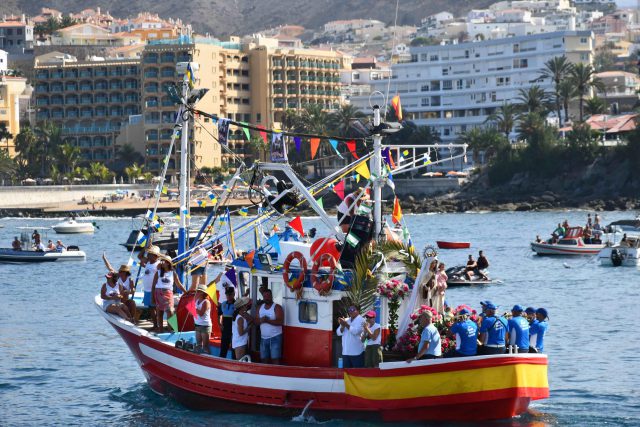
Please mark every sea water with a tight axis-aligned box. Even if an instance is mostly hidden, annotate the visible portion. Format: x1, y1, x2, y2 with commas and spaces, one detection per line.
1, 211, 639, 426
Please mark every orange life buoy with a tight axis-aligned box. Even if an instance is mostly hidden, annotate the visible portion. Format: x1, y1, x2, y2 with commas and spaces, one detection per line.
282, 251, 307, 291
310, 237, 340, 265
312, 253, 337, 296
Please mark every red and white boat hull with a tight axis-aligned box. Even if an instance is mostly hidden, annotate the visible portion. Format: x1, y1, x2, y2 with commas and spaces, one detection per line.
531, 241, 604, 256
97, 297, 549, 422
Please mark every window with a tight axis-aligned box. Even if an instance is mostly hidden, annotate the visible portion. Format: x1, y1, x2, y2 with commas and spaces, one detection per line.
256, 113, 261, 123
580, 37, 588, 44
420, 53, 428, 61
580, 53, 589, 61
443, 80, 452, 90
298, 301, 318, 323
442, 68, 449, 76
421, 97, 429, 106
456, 80, 463, 90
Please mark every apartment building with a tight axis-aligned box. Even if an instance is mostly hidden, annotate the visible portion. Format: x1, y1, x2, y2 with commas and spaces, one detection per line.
0, 75, 28, 157
594, 71, 640, 113
0, 20, 34, 55
351, 31, 594, 142
33, 53, 141, 162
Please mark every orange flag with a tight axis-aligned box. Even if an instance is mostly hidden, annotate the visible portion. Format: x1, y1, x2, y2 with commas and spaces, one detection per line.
310, 137, 320, 159
245, 250, 256, 269
392, 197, 403, 224
289, 216, 304, 236
391, 95, 402, 121
346, 139, 359, 159
258, 127, 268, 144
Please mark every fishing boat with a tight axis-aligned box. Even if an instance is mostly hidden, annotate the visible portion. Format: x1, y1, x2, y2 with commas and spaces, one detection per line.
531, 227, 605, 256
598, 236, 640, 267
97, 65, 548, 422
436, 241, 470, 249
52, 217, 95, 234
0, 247, 86, 262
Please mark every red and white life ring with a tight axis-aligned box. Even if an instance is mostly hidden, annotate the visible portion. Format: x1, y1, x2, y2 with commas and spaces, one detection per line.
282, 251, 307, 292
311, 253, 337, 296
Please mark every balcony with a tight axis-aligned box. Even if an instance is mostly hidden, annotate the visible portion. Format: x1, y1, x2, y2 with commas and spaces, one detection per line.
50, 98, 64, 105
65, 97, 78, 105
95, 70, 108, 77
79, 84, 93, 91
35, 72, 49, 79
79, 70, 92, 78
124, 95, 138, 103
36, 99, 49, 106
50, 85, 64, 92
161, 69, 175, 78
144, 71, 159, 78
146, 100, 159, 108
51, 72, 63, 79
51, 112, 64, 119
109, 83, 123, 90
110, 96, 123, 103
80, 97, 93, 105
64, 71, 78, 79
80, 111, 93, 118
66, 110, 79, 118
95, 83, 108, 90
65, 84, 78, 92
145, 86, 159, 93
124, 82, 138, 89
62, 125, 120, 134
95, 97, 108, 104
109, 69, 123, 77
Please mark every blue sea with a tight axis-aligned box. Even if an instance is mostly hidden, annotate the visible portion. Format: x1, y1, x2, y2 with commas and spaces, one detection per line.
1, 211, 639, 426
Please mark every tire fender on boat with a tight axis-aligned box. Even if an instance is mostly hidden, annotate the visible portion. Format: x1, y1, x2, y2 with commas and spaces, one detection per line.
311, 253, 336, 296
282, 251, 307, 292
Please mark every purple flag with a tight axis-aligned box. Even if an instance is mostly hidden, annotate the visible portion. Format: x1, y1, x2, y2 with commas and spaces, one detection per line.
294, 136, 302, 152
225, 267, 237, 287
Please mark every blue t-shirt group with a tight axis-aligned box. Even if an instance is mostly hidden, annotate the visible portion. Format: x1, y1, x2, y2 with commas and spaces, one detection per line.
508, 315, 530, 351
450, 319, 478, 356
480, 315, 508, 346
529, 320, 548, 352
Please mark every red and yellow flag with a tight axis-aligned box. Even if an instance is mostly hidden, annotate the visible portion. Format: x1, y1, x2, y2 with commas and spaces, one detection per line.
391, 95, 402, 121
392, 197, 403, 224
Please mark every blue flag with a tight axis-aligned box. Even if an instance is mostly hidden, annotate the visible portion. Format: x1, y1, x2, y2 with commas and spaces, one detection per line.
267, 234, 281, 254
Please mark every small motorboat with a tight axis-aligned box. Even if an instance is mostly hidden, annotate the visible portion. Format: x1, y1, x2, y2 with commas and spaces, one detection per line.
0, 247, 86, 263
531, 227, 604, 256
436, 241, 470, 249
52, 217, 95, 234
445, 265, 497, 286
598, 236, 640, 267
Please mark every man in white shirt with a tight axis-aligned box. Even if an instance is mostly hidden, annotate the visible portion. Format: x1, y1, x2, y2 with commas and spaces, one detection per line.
337, 305, 365, 368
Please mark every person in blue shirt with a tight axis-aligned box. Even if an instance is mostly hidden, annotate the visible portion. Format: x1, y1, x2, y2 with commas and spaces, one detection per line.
218, 287, 236, 359
507, 305, 530, 353
447, 308, 478, 357
525, 307, 536, 324
479, 303, 508, 355
529, 308, 549, 353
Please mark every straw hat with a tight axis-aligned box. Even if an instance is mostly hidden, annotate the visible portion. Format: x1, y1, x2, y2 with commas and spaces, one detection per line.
147, 245, 161, 256
234, 296, 251, 309
118, 264, 131, 273
195, 284, 208, 294
158, 253, 172, 263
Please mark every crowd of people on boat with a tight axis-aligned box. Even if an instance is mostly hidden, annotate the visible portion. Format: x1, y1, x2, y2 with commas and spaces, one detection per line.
539, 214, 604, 244
11, 231, 66, 252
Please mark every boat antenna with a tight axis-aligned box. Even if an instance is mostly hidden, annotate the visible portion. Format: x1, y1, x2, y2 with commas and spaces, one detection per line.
371, 105, 383, 237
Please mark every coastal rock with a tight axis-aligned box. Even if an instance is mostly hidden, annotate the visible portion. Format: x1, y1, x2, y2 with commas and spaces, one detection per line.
515, 203, 532, 211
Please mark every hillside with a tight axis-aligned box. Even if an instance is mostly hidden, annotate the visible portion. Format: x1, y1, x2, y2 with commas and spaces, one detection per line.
3, 0, 494, 37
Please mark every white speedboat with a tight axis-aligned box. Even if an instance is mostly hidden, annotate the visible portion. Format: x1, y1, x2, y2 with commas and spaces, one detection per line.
52, 218, 95, 234
598, 237, 640, 267
0, 247, 86, 263
531, 227, 605, 256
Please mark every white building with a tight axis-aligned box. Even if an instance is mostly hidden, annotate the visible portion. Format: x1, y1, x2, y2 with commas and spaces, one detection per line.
351, 31, 594, 142
323, 19, 385, 34
0, 49, 7, 72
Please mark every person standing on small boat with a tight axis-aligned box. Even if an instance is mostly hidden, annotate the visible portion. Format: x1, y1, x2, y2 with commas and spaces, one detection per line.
232, 296, 252, 360
116, 264, 137, 323
478, 303, 507, 355
256, 289, 284, 364
447, 308, 478, 357
151, 253, 187, 332
407, 310, 442, 362
12, 237, 21, 251
362, 311, 382, 368
336, 188, 368, 233
218, 287, 236, 359
138, 246, 161, 330
529, 308, 548, 353
507, 305, 530, 353
101, 272, 133, 322
194, 284, 212, 354
337, 305, 365, 368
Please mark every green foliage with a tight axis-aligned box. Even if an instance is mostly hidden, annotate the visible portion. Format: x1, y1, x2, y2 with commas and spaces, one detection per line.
485, 103, 518, 139
0, 149, 17, 178
410, 36, 440, 47
585, 97, 606, 116
340, 246, 379, 317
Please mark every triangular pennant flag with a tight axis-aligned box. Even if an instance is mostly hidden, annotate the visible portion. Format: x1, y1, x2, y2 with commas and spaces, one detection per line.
267, 234, 281, 254
316, 197, 323, 209
161, 186, 168, 195
328, 139, 343, 159
224, 267, 237, 287
185, 298, 197, 317
346, 232, 360, 248
392, 197, 403, 225
239, 207, 248, 217
310, 137, 320, 159
245, 250, 255, 269
346, 140, 359, 159
259, 127, 268, 144
206, 282, 218, 305
289, 216, 305, 236
356, 174, 361, 183
333, 180, 345, 200
387, 171, 395, 190
167, 313, 178, 332
391, 95, 403, 121
382, 147, 396, 169
240, 122, 251, 141
294, 136, 302, 152
355, 162, 371, 180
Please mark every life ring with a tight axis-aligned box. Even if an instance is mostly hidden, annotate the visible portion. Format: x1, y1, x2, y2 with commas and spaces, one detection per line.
312, 253, 337, 296
283, 251, 307, 291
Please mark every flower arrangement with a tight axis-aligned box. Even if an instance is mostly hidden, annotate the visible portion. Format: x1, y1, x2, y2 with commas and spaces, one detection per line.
394, 305, 441, 354
378, 278, 410, 349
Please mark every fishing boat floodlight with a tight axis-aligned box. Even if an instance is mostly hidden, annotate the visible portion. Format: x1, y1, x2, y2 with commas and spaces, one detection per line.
163, 84, 181, 105
175, 61, 199, 75
381, 121, 403, 134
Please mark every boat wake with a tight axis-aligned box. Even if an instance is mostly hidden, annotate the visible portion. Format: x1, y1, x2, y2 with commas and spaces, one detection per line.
290, 400, 332, 424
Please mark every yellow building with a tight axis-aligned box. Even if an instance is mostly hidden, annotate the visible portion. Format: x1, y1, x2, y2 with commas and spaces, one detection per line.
52, 23, 141, 46
0, 75, 27, 157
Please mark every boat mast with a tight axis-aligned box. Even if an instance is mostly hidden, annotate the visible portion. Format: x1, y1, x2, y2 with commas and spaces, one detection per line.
177, 66, 190, 283
371, 105, 383, 238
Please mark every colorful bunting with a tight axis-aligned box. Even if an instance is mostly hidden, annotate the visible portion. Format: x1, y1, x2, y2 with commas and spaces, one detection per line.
391, 95, 403, 121
259, 126, 268, 144
355, 161, 371, 180
328, 139, 343, 159
392, 197, 403, 225
382, 147, 396, 169
167, 313, 178, 332
161, 186, 168, 195
206, 281, 218, 305
225, 267, 237, 287
245, 250, 256, 269
333, 180, 345, 200
310, 137, 320, 159
186, 63, 196, 89
316, 197, 324, 209
239, 207, 249, 217
294, 136, 302, 152
387, 171, 395, 190
346, 232, 360, 248
267, 234, 281, 254
185, 298, 197, 317
289, 216, 305, 236
346, 139, 359, 159
240, 122, 251, 140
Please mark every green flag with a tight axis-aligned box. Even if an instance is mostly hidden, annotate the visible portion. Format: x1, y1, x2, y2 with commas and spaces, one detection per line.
240, 122, 251, 140
316, 197, 323, 209
346, 232, 360, 248
167, 313, 178, 332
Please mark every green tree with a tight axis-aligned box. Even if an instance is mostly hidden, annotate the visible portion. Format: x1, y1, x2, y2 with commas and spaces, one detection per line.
13, 125, 39, 178
558, 80, 577, 124
328, 104, 364, 137
458, 128, 508, 163
59, 16, 77, 29
124, 163, 144, 183
485, 103, 518, 140
58, 142, 81, 174
88, 162, 113, 183
35, 121, 63, 177
569, 63, 605, 121
0, 123, 12, 151
0, 149, 17, 180
539, 56, 574, 125
116, 143, 144, 165
584, 97, 606, 116
516, 85, 548, 114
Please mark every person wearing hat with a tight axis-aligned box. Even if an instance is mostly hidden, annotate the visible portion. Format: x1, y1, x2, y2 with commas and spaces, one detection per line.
218, 286, 236, 359
507, 305, 530, 353
337, 305, 365, 368
447, 308, 478, 357
524, 307, 537, 325
408, 310, 442, 362
479, 303, 508, 355
194, 284, 212, 354
529, 308, 549, 353
152, 253, 187, 332
100, 272, 134, 323
232, 296, 252, 359
137, 245, 162, 329
116, 264, 137, 323
362, 310, 383, 368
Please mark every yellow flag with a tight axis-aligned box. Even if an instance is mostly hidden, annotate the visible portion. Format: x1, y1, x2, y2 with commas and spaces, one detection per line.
161, 186, 168, 195
206, 281, 218, 305
355, 162, 371, 180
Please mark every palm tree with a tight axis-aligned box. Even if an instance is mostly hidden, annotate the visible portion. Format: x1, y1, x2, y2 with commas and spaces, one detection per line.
558, 80, 577, 125
58, 142, 81, 174
485, 103, 518, 140
35, 121, 63, 177
0, 123, 12, 152
14, 126, 39, 178
585, 97, 606, 116
570, 63, 605, 121
116, 143, 144, 165
296, 104, 330, 177
516, 86, 548, 114
89, 162, 112, 183
539, 56, 574, 125
329, 104, 364, 137
0, 149, 17, 180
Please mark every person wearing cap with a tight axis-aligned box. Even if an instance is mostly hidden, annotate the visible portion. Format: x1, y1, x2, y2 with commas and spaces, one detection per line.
116, 264, 137, 323
232, 296, 252, 359
213, 266, 236, 296
152, 253, 187, 332
337, 305, 366, 368
194, 284, 212, 354
447, 308, 478, 357
218, 287, 236, 359
11, 236, 22, 251
524, 307, 536, 323
479, 303, 508, 355
477, 300, 492, 325
256, 288, 284, 364
408, 310, 442, 362
138, 245, 161, 329
362, 310, 382, 368
507, 305, 530, 353
529, 308, 549, 353
101, 272, 133, 323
